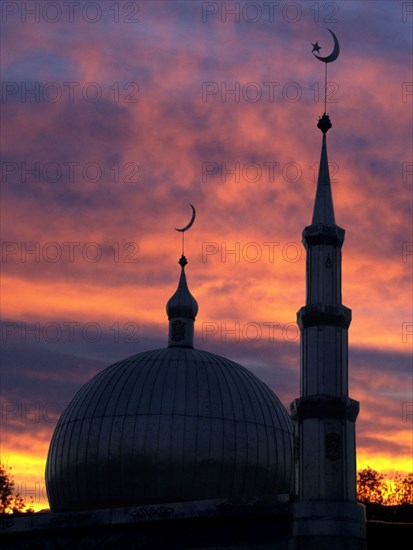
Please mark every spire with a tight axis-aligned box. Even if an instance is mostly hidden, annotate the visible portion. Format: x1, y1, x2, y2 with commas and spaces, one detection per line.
311, 113, 335, 225
166, 255, 198, 348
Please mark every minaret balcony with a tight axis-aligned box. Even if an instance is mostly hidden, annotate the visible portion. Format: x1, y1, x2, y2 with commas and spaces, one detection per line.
290, 395, 359, 422
302, 224, 345, 248
297, 303, 352, 329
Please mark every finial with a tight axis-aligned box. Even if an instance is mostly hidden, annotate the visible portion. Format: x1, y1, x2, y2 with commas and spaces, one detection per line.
175, 204, 196, 256
179, 255, 188, 268
311, 29, 340, 118
317, 113, 332, 134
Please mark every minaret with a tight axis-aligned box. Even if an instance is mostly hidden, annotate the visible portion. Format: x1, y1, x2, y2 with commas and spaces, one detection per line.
289, 112, 367, 549
166, 254, 198, 348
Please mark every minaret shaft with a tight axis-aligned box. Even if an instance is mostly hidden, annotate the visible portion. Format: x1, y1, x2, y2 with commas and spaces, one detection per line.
306, 244, 342, 305
299, 325, 349, 396
298, 218, 351, 398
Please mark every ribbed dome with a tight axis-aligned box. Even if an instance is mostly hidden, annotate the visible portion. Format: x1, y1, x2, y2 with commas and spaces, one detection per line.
46, 346, 293, 512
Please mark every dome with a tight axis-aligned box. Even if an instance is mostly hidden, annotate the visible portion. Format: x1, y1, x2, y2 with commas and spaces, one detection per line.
46, 346, 293, 512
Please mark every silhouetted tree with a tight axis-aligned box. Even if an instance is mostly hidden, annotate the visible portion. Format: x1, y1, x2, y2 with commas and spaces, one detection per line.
0, 464, 34, 515
357, 467, 387, 504
357, 467, 413, 505
388, 472, 413, 505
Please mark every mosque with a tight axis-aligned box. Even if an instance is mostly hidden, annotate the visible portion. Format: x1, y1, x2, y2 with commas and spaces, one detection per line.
1, 36, 369, 550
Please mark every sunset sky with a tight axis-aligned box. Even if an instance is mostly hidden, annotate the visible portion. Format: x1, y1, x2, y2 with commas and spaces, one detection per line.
1, 0, 412, 511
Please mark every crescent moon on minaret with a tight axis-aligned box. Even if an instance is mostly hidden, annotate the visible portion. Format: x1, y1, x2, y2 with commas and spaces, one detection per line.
313, 29, 340, 63
175, 203, 196, 232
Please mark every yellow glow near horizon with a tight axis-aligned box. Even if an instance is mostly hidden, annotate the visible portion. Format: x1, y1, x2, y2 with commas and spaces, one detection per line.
2, 446, 411, 514
357, 454, 413, 477
1, 452, 49, 512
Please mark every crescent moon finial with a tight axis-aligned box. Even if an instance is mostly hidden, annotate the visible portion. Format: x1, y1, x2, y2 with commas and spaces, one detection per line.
175, 203, 196, 258
312, 29, 340, 63
311, 29, 340, 118
175, 203, 196, 232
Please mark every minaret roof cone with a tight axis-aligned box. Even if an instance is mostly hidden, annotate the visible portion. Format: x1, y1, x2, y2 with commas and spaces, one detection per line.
312, 113, 336, 225
166, 255, 198, 348
166, 255, 198, 321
